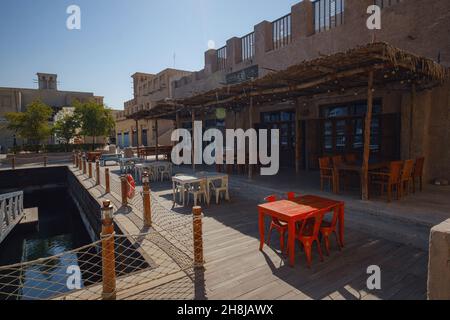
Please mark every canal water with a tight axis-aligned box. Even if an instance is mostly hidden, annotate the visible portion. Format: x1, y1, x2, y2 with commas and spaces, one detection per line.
0, 188, 101, 300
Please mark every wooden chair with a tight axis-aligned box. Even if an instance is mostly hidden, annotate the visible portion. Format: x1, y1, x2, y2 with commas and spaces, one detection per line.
399, 160, 415, 198
413, 157, 425, 193
297, 211, 325, 268
344, 153, 358, 164
265, 195, 288, 253
369, 161, 403, 202
320, 208, 342, 256
319, 157, 334, 192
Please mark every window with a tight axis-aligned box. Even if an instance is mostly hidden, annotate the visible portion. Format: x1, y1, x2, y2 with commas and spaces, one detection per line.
272, 14, 292, 50
314, 0, 345, 33
320, 100, 382, 155
241, 32, 255, 61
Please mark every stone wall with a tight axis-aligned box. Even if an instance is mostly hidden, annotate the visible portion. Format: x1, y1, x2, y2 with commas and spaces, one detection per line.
428, 219, 450, 300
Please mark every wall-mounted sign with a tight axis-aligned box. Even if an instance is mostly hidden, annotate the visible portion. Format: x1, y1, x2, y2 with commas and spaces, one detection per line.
226, 65, 259, 85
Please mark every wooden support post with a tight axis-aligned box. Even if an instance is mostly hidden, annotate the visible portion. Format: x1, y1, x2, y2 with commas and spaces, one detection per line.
96, 160, 100, 185
295, 101, 301, 174
11, 156, 15, 170
409, 83, 416, 158
120, 175, 128, 206
101, 200, 116, 300
248, 97, 254, 180
192, 110, 196, 172
155, 119, 159, 161
88, 161, 93, 178
362, 70, 374, 201
83, 157, 87, 175
192, 206, 204, 269
135, 119, 140, 157
142, 171, 152, 228
105, 168, 110, 194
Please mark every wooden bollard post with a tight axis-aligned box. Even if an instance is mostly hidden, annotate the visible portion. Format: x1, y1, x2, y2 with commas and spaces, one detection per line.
96, 160, 100, 185
83, 157, 87, 175
105, 168, 110, 193
192, 206, 204, 269
73, 152, 76, 166
101, 200, 116, 300
12, 156, 16, 170
120, 175, 128, 206
74, 153, 78, 168
88, 161, 93, 178
142, 171, 152, 228
78, 154, 82, 170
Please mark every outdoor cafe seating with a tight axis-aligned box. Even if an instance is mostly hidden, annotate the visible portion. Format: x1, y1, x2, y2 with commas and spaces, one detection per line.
172, 172, 230, 207
258, 193, 345, 268
319, 154, 425, 202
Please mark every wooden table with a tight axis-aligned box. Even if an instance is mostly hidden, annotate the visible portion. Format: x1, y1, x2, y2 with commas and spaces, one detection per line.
333, 162, 389, 194
258, 195, 345, 267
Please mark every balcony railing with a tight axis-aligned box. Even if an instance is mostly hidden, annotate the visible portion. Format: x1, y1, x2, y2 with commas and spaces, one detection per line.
241, 32, 255, 62
217, 46, 227, 71
272, 14, 292, 50
313, 0, 345, 33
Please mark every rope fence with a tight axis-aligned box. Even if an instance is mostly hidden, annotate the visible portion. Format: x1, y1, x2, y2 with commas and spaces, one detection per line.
0, 154, 204, 300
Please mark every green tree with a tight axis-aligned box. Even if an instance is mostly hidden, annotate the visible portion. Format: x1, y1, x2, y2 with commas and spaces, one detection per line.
52, 114, 80, 151
5, 100, 53, 151
74, 100, 115, 150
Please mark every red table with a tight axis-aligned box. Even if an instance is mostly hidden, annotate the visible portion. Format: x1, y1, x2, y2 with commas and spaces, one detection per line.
258, 195, 345, 267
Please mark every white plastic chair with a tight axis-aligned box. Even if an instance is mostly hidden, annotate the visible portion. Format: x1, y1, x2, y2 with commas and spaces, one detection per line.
210, 176, 230, 204
159, 163, 172, 182
173, 173, 186, 205
187, 178, 208, 207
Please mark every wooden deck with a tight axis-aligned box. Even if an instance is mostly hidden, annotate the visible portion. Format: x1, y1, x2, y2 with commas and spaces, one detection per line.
52, 165, 429, 299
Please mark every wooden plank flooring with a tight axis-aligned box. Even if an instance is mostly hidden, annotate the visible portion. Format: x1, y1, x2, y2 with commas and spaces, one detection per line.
62, 166, 428, 300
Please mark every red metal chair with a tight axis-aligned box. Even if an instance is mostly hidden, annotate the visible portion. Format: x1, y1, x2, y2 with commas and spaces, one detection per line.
320, 208, 342, 256
265, 195, 288, 253
287, 192, 297, 200
297, 211, 325, 268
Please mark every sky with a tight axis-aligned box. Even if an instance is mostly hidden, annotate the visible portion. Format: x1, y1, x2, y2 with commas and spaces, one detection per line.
0, 0, 299, 109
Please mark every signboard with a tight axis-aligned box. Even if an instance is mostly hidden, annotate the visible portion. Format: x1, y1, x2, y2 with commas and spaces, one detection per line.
226, 65, 259, 85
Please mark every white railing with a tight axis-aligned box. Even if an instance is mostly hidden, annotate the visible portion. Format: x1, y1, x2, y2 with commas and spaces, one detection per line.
0, 191, 24, 244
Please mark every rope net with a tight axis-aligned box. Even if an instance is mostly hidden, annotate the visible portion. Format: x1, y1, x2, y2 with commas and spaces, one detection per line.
0, 232, 195, 301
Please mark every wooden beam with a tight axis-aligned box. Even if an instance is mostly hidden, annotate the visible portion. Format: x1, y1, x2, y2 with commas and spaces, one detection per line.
135, 119, 140, 155
409, 83, 416, 158
155, 119, 159, 161
184, 64, 387, 109
295, 100, 301, 174
362, 70, 374, 201
192, 110, 195, 171
248, 97, 254, 180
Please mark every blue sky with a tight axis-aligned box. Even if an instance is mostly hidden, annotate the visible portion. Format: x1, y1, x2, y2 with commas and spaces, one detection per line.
0, 0, 299, 109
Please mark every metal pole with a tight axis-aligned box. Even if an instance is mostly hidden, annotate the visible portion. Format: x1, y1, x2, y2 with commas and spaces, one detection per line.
101, 200, 116, 300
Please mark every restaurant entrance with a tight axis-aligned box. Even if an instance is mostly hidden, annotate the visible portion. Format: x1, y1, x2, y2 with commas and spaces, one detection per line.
260, 110, 296, 168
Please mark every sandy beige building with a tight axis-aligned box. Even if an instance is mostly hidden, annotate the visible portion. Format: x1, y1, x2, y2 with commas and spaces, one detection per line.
150, 0, 450, 183
114, 68, 191, 148
0, 73, 104, 151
